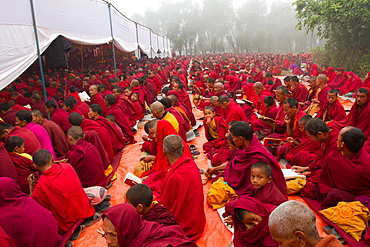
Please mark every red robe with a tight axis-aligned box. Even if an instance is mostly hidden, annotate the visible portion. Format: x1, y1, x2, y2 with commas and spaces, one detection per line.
90, 93, 107, 116
203, 114, 228, 152
7, 126, 41, 155
95, 116, 125, 153
142, 203, 178, 227
329, 100, 370, 138
175, 89, 193, 114
50, 108, 72, 133
84, 131, 110, 169
166, 107, 189, 141
255, 89, 272, 115
224, 136, 287, 196
106, 104, 135, 143
41, 119, 69, 158
158, 154, 206, 240
339, 72, 362, 95
8, 152, 37, 194
131, 87, 146, 114
2, 109, 18, 126
31, 101, 47, 118
80, 119, 113, 162
225, 101, 247, 123
316, 99, 346, 122
0, 143, 18, 180
116, 95, 139, 126
291, 83, 308, 102
31, 163, 95, 234
254, 182, 288, 206
64, 139, 106, 188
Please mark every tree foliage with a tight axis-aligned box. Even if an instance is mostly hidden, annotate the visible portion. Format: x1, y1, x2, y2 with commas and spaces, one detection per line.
294, 0, 370, 73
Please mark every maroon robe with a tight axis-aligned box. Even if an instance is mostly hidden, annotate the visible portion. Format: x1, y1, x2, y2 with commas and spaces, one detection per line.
203, 114, 228, 152
50, 108, 72, 133
328, 74, 345, 89
90, 93, 107, 116
318, 86, 331, 109
329, 100, 370, 138
7, 126, 41, 155
224, 136, 287, 196
166, 106, 189, 141
225, 101, 247, 124
84, 131, 110, 169
80, 119, 113, 162
15, 96, 32, 106
284, 135, 321, 163
40, 119, 69, 158
131, 87, 146, 114
142, 203, 179, 226
175, 89, 193, 113
251, 104, 279, 132
0, 143, 18, 180
106, 104, 135, 143
316, 99, 346, 122
8, 152, 37, 194
95, 116, 125, 153
31, 101, 47, 118
75, 102, 90, 119
0, 178, 61, 247
64, 139, 106, 188
254, 182, 288, 206
116, 95, 139, 126
2, 109, 18, 126
292, 83, 308, 102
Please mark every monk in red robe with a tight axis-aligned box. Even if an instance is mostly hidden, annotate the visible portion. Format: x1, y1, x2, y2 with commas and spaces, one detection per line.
172, 81, 193, 113
0, 123, 41, 155
328, 68, 345, 89
253, 82, 272, 115
105, 94, 135, 144
31, 110, 69, 158
29, 150, 95, 234
147, 135, 205, 240
338, 71, 362, 95
263, 72, 282, 92
84, 130, 110, 170
283, 98, 306, 139
45, 100, 72, 133
0, 142, 18, 180
0, 103, 18, 126
320, 127, 370, 208
218, 95, 247, 123
290, 76, 308, 102
88, 104, 125, 154
224, 121, 286, 196
203, 106, 228, 152
168, 94, 196, 127
112, 86, 140, 125
65, 126, 106, 188
69, 112, 113, 162
128, 80, 146, 115
316, 89, 346, 122
329, 88, 370, 138
88, 85, 107, 116
30, 93, 47, 118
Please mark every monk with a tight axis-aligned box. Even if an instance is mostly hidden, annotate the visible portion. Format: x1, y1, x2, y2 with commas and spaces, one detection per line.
147, 135, 205, 240
263, 72, 282, 92
31, 109, 69, 158
283, 98, 306, 139
328, 68, 345, 89
0, 177, 61, 247
15, 110, 56, 158
269, 201, 343, 247
45, 100, 72, 133
105, 94, 135, 144
69, 112, 113, 162
112, 86, 139, 126
218, 95, 247, 123
29, 149, 95, 234
305, 74, 330, 116
172, 81, 194, 115
251, 96, 278, 134
290, 76, 308, 102
224, 121, 286, 196
316, 89, 346, 122
64, 126, 106, 188
329, 88, 370, 138
0, 123, 41, 155
30, 93, 47, 118
101, 204, 195, 247
253, 82, 272, 115
125, 184, 178, 226
0, 103, 18, 126
6, 136, 37, 194
203, 106, 228, 152
168, 94, 196, 127
150, 102, 179, 133
88, 104, 125, 153
320, 127, 370, 208
88, 85, 107, 116
0, 142, 18, 180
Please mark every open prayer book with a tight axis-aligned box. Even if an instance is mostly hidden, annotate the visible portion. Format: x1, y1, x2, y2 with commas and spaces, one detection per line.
255, 112, 275, 122
263, 137, 282, 146
124, 172, 142, 186
78, 91, 90, 102
281, 169, 306, 180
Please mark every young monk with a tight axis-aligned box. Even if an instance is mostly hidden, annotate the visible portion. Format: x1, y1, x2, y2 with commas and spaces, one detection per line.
125, 184, 178, 226
6, 136, 37, 194
251, 162, 287, 206
203, 106, 228, 152
131, 92, 144, 119
224, 196, 278, 247
316, 89, 346, 122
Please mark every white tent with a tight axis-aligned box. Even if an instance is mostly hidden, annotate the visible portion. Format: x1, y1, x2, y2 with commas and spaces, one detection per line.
0, 0, 172, 90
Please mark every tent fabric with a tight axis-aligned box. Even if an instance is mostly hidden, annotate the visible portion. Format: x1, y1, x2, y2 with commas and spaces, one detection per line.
0, 0, 172, 91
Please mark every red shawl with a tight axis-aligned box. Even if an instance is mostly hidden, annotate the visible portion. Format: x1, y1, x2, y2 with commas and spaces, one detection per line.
329, 100, 370, 138
204, 114, 228, 142
142, 203, 179, 227
166, 107, 189, 141
103, 204, 195, 247
225, 101, 247, 123
0, 143, 18, 180
159, 154, 206, 240
339, 72, 362, 95
50, 108, 72, 133
41, 119, 69, 158
80, 119, 113, 161
106, 104, 135, 143
318, 86, 330, 109
254, 182, 288, 206
64, 139, 106, 188
95, 116, 125, 153
8, 152, 37, 194
224, 136, 286, 196
316, 99, 346, 122
31, 163, 95, 234
90, 93, 107, 116
361, 72, 370, 88
8, 126, 41, 155
291, 83, 308, 102
0, 226, 15, 247
328, 74, 345, 89
225, 196, 278, 247
0, 177, 61, 246
175, 89, 193, 113
84, 130, 110, 169
320, 149, 370, 196
117, 95, 140, 125
285, 135, 321, 161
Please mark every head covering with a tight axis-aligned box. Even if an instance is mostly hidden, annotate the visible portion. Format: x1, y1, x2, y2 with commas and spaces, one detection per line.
102, 203, 195, 247
0, 177, 61, 247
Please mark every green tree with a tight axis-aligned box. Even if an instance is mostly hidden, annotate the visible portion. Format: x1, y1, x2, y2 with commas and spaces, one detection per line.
294, 0, 370, 73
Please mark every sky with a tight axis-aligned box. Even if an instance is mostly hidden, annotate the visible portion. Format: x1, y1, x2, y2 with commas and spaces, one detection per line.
109, 0, 294, 20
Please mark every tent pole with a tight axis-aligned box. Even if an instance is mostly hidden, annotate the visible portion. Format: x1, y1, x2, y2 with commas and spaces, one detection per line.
135, 23, 140, 59
108, 3, 117, 71
149, 31, 152, 58
81, 45, 83, 71
29, 0, 48, 105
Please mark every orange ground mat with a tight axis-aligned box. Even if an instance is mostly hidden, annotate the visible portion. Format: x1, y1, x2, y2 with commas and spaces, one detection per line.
73, 97, 350, 247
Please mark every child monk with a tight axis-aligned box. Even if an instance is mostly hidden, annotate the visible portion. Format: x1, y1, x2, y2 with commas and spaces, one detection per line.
130, 92, 144, 119
316, 89, 346, 122
126, 184, 178, 226
251, 162, 287, 206
203, 106, 228, 152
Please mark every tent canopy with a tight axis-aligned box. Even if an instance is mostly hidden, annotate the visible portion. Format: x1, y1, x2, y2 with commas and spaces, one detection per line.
0, 0, 172, 91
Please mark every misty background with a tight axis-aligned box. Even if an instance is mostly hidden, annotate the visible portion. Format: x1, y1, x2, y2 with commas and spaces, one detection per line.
126, 0, 323, 55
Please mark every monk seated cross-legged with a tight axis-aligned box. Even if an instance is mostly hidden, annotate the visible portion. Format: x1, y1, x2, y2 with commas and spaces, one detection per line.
316, 89, 346, 123
218, 95, 247, 123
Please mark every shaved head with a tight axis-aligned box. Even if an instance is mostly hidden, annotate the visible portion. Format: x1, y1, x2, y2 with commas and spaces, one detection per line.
163, 135, 184, 158
254, 82, 264, 89
150, 102, 164, 112
67, 126, 84, 140
69, 112, 84, 126
210, 96, 219, 104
